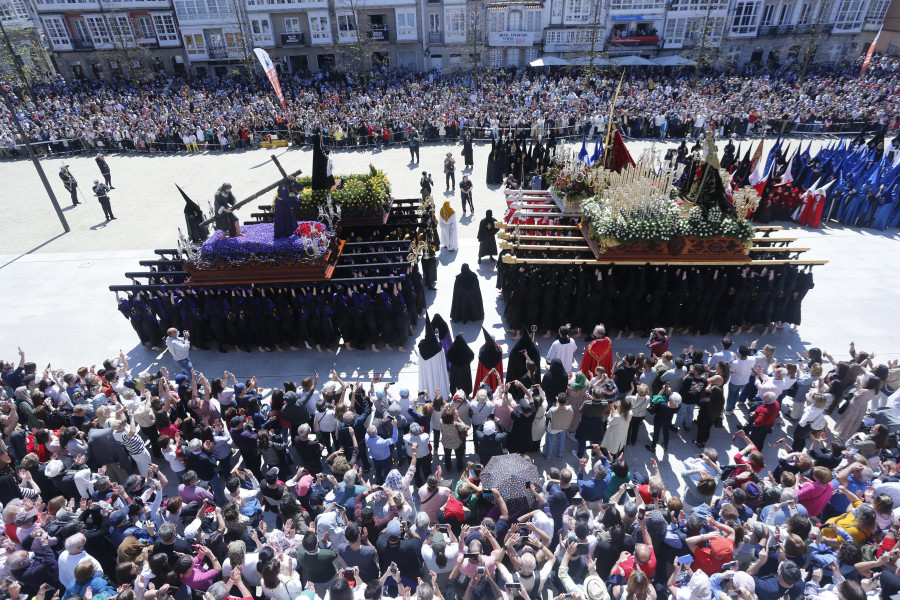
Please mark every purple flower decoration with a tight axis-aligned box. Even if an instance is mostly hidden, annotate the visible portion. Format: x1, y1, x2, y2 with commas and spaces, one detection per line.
199, 222, 331, 264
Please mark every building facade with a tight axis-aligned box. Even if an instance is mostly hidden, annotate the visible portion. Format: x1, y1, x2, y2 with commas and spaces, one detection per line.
23, 0, 893, 79
29, 0, 184, 79
1, 0, 54, 78
246, 0, 422, 73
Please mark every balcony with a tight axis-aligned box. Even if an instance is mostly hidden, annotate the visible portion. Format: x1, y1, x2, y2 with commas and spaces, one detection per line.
176, 11, 232, 23
794, 23, 833, 34
72, 37, 95, 50
207, 46, 228, 58
757, 25, 793, 36
607, 34, 659, 45
429, 31, 442, 43
367, 26, 389, 41
281, 32, 305, 45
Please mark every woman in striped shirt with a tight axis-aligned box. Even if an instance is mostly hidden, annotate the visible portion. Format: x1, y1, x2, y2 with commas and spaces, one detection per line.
112, 409, 152, 477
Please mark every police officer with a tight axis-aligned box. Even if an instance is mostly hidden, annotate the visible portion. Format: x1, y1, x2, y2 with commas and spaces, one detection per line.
93, 179, 115, 220
96, 154, 113, 188
59, 165, 79, 206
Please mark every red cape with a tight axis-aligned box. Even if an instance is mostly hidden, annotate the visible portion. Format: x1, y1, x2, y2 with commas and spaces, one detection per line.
475, 361, 504, 390
580, 337, 614, 377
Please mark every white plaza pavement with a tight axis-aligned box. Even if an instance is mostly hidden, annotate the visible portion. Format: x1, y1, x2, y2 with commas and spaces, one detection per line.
1, 136, 898, 489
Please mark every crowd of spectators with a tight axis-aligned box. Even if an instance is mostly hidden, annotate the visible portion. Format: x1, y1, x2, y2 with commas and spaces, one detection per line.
0, 330, 899, 600
2, 54, 899, 159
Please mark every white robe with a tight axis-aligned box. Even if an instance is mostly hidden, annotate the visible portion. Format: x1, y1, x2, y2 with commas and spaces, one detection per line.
439, 212, 459, 251
418, 348, 452, 400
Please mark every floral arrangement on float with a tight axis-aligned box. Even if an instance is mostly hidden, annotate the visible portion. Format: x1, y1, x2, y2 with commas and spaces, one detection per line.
546, 161, 596, 205
274, 165, 391, 217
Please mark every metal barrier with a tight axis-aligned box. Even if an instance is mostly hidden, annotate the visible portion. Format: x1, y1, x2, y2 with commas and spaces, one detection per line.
0, 118, 877, 160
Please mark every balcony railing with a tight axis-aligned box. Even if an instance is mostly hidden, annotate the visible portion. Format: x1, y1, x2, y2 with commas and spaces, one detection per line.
72, 37, 95, 50
794, 23, 833, 34
757, 24, 793, 36
207, 46, 229, 58
281, 32, 305, 45
367, 26, 388, 40
607, 34, 659, 45
428, 31, 441, 43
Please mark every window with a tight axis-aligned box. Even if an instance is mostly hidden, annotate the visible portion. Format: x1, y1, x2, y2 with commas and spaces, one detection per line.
183, 33, 205, 54
445, 9, 464, 33
488, 10, 505, 32
508, 10, 521, 29
565, 0, 589, 24
797, 1, 814, 24
108, 15, 134, 41
284, 17, 301, 32
136, 16, 154, 38
551, 0, 563, 18
153, 15, 178, 41
867, 0, 889, 24
725, 45, 742, 62
506, 47, 520, 65
396, 10, 416, 37
337, 13, 356, 41
834, 0, 863, 30
759, 4, 775, 25
730, 1, 757, 33
524, 9, 542, 31
224, 32, 242, 54
42, 17, 70, 46
250, 17, 271, 42
85, 16, 111, 43
524, 47, 537, 62
0, 0, 28, 22
174, 0, 204, 16
778, 4, 792, 24
429, 13, 440, 31
490, 48, 502, 67
205, 0, 229, 14
309, 12, 331, 42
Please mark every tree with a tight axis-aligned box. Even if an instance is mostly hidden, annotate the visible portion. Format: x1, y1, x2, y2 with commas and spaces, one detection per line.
0, 21, 52, 91
579, 0, 608, 78
100, 13, 155, 81
794, 0, 832, 83
684, 5, 723, 69
465, 0, 485, 85
335, 0, 389, 84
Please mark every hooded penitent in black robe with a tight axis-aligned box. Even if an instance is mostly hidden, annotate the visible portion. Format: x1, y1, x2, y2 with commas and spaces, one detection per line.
476, 327, 504, 390
311, 132, 335, 191
418, 314, 451, 399
477, 211, 498, 259
541, 358, 569, 402
178, 184, 209, 243
446, 333, 475, 396
462, 134, 474, 168
450, 264, 484, 323
507, 334, 540, 385
486, 138, 503, 185
431, 313, 453, 357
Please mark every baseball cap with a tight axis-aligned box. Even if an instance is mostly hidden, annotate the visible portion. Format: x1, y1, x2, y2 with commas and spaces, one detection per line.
399, 388, 410, 398
234, 383, 245, 394
109, 509, 128, 527
230, 416, 244, 429
264, 467, 280, 484
14, 509, 38, 527
482, 420, 497, 436
386, 518, 401, 538
175, 374, 188, 384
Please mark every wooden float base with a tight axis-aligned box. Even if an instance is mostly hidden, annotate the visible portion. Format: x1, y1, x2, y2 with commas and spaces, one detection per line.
185, 240, 345, 286
577, 223, 751, 263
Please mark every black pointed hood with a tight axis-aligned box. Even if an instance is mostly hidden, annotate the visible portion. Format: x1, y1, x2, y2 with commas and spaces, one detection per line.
446, 333, 474, 366
177, 184, 203, 216
478, 327, 502, 368
418, 313, 443, 361
431, 313, 451, 341
507, 333, 540, 383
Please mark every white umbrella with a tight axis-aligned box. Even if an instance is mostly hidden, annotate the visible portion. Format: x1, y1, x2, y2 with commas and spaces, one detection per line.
610, 55, 655, 66
529, 56, 571, 67
651, 55, 696, 66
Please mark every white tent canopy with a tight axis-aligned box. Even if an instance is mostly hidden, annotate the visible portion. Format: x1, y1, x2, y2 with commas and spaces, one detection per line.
528, 56, 571, 67
610, 55, 655, 66
568, 56, 614, 66
650, 55, 696, 66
